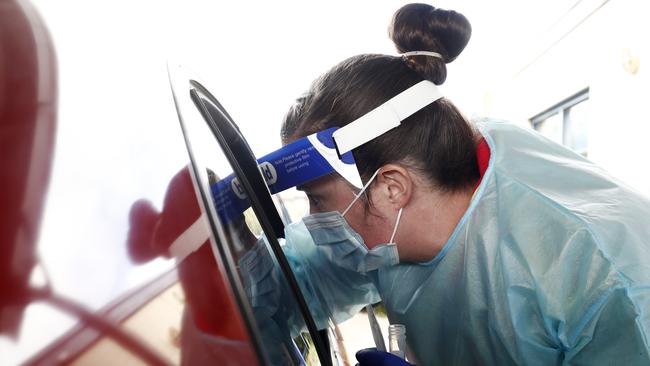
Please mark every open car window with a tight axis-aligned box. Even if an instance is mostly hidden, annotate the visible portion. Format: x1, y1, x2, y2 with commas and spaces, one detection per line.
168, 64, 332, 366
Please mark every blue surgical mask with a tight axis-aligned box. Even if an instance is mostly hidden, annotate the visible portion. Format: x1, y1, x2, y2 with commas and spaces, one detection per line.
292, 169, 403, 273
302, 212, 399, 272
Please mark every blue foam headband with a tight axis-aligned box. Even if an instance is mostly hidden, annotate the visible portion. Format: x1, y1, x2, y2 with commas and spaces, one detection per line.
210, 127, 357, 223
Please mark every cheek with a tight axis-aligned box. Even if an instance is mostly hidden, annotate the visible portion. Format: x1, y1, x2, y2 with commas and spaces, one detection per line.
345, 207, 391, 249
361, 224, 392, 249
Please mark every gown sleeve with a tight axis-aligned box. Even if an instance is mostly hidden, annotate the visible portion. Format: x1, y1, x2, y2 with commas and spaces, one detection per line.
544, 229, 650, 364
564, 285, 650, 364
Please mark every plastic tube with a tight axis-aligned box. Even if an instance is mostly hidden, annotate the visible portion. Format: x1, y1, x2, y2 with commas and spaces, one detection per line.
388, 324, 406, 359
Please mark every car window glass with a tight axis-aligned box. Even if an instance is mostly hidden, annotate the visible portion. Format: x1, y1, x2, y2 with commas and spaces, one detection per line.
169, 67, 325, 365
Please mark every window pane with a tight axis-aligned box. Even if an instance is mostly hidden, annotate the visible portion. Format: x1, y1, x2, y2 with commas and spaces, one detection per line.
535, 112, 563, 144
565, 100, 589, 156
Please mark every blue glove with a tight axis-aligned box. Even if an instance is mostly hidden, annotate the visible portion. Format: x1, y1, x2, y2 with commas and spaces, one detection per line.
355, 348, 415, 366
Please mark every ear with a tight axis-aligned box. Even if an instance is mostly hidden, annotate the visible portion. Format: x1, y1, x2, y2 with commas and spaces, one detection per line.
375, 164, 413, 209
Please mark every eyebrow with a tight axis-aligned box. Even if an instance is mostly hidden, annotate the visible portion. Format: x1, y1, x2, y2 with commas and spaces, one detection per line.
296, 182, 317, 192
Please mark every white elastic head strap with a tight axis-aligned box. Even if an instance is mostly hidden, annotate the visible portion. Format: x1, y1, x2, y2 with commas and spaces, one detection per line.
331, 80, 443, 156
389, 207, 403, 243
401, 51, 443, 59
341, 168, 404, 244
342, 169, 381, 217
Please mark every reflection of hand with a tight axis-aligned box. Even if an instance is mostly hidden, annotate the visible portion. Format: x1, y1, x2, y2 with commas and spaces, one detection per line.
126, 166, 255, 261
356, 348, 415, 366
127, 199, 163, 262
126, 166, 202, 262
126, 165, 248, 341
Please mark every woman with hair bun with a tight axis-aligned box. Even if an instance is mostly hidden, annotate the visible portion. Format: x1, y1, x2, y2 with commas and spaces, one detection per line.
247, 3, 650, 365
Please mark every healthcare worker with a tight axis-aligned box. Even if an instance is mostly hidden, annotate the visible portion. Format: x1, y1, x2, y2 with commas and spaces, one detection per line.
239, 2, 650, 365
227, 4, 650, 366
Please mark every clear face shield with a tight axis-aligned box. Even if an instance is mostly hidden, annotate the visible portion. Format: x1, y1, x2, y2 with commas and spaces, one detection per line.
210, 79, 444, 225
211, 127, 358, 224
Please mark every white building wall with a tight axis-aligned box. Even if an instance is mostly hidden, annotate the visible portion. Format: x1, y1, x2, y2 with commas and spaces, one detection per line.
485, 0, 650, 197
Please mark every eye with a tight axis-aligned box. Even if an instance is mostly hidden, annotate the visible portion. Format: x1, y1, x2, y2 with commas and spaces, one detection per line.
307, 194, 320, 206
307, 194, 321, 208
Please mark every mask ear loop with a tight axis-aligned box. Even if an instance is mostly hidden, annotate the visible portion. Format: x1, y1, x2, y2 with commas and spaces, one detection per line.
389, 208, 403, 243
342, 169, 381, 217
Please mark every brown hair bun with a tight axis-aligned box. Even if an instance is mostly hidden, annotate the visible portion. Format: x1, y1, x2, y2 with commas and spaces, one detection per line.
389, 3, 472, 85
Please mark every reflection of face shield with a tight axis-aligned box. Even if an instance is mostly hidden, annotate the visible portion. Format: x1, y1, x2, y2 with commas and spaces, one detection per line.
211, 80, 443, 223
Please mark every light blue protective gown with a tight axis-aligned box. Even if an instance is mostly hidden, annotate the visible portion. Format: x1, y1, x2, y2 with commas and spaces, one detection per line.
373, 120, 650, 365
243, 120, 650, 365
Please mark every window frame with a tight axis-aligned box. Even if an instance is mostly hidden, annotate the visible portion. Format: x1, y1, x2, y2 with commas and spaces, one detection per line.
531, 87, 590, 155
